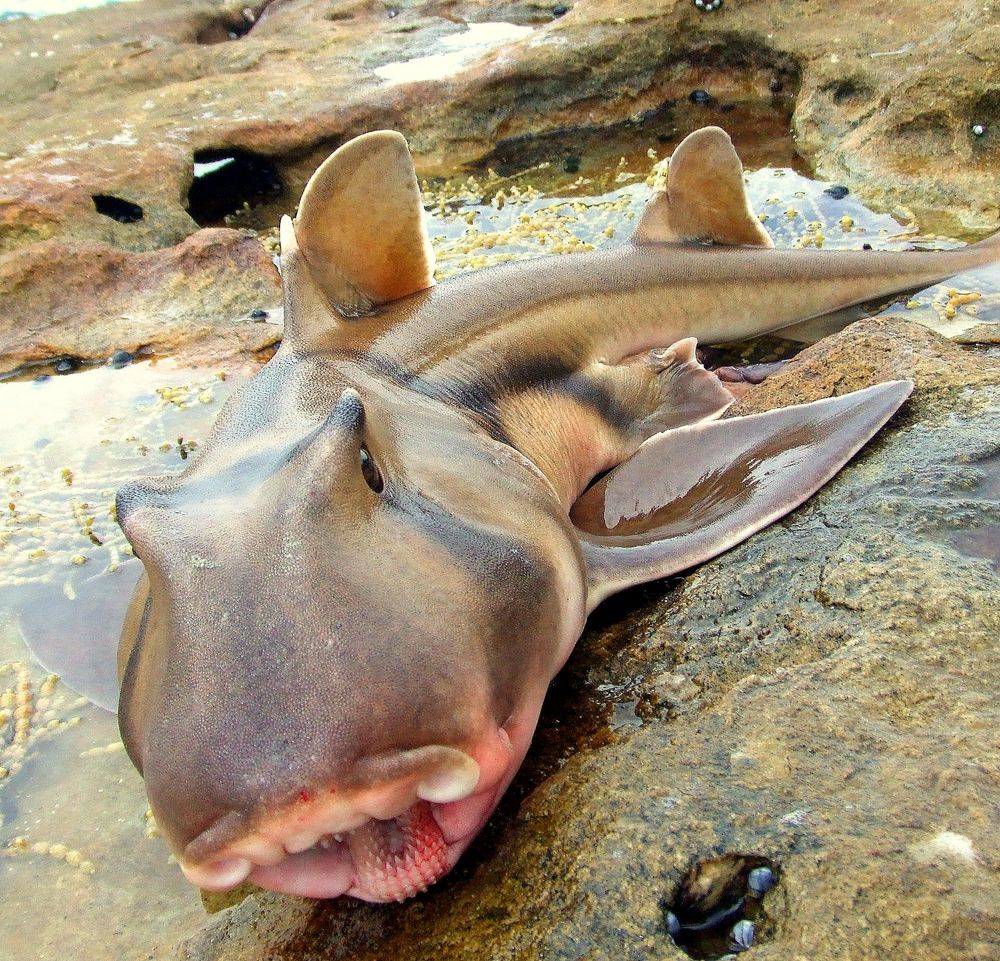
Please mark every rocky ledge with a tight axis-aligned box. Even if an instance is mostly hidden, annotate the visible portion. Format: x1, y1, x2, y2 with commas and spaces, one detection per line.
0, 0, 998, 375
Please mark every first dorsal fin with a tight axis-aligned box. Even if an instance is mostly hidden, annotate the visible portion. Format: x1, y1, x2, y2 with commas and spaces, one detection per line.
633, 126, 774, 248
293, 130, 436, 317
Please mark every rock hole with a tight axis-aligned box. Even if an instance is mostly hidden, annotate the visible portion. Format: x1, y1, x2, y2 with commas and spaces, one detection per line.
828, 78, 867, 104
195, 3, 266, 44
664, 853, 780, 959
92, 195, 144, 224
473, 51, 804, 190
187, 150, 284, 227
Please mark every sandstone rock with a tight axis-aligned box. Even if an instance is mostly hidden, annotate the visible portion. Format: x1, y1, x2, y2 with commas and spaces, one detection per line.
175, 319, 1000, 959
0, 0, 996, 262
1, 0, 996, 366
0, 228, 281, 375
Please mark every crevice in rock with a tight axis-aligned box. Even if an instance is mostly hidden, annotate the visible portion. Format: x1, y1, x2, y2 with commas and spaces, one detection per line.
92, 194, 144, 224
474, 38, 804, 181
822, 76, 872, 105
194, 0, 275, 44
665, 854, 780, 959
187, 149, 284, 227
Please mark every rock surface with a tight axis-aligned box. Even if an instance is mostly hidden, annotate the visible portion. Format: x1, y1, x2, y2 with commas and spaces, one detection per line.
0, 0, 997, 252
175, 317, 1000, 960
1, 0, 997, 371
0, 228, 281, 375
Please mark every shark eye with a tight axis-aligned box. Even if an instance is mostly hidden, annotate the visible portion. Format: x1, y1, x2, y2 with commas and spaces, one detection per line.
359, 447, 383, 493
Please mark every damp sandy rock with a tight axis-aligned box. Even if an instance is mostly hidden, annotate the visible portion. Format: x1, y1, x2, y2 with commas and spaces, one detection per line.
0, 228, 281, 375
0, 0, 996, 257
175, 317, 1000, 959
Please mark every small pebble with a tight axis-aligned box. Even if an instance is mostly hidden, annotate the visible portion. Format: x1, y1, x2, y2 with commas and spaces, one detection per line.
108, 350, 133, 369
747, 865, 775, 895
729, 919, 755, 952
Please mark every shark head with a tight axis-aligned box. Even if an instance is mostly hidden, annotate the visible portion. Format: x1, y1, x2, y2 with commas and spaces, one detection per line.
114, 132, 588, 900
115, 347, 586, 900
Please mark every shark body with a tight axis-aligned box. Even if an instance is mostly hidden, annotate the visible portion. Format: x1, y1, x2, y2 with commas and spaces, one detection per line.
104, 127, 1000, 902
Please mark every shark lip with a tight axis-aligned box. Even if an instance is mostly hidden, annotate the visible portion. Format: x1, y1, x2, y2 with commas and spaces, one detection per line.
180, 790, 504, 902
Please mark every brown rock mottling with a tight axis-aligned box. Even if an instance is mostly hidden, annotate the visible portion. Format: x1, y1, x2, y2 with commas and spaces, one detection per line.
0, 228, 281, 374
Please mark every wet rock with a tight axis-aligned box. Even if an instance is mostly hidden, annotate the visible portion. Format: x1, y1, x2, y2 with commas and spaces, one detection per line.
0, 0, 996, 264
175, 318, 1000, 959
0, 229, 281, 376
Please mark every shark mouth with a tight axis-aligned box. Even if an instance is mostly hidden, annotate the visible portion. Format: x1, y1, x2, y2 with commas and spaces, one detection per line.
181, 789, 502, 901
176, 725, 529, 902
254, 795, 499, 901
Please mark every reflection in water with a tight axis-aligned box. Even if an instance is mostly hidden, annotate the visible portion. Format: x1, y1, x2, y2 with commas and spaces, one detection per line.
0, 361, 234, 961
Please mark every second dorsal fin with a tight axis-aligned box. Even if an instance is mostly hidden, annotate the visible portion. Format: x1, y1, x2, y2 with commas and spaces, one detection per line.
294, 130, 436, 316
633, 126, 774, 248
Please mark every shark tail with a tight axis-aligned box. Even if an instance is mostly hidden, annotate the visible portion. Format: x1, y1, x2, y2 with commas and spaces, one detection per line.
775, 229, 1000, 343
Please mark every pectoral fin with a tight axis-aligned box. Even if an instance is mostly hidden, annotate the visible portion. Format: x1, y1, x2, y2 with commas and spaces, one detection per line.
293, 130, 436, 316
573, 381, 912, 609
633, 126, 774, 248
17, 558, 145, 712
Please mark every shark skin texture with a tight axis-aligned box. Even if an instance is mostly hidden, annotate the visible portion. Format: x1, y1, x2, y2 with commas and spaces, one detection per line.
102, 127, 1000, 903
